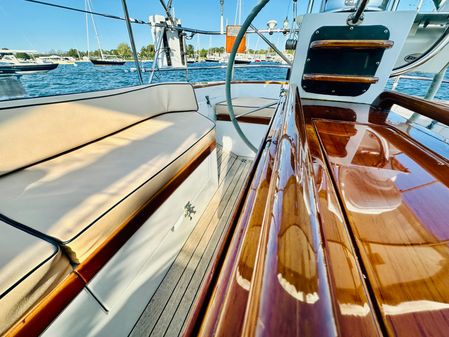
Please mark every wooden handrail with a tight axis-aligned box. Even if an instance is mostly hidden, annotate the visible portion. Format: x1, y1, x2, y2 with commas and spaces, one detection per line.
372, 90, 449, 126
240, 88, 337, 336
310, 40, 394, 49
182, 95, 287, 337
303, 73, 379, 84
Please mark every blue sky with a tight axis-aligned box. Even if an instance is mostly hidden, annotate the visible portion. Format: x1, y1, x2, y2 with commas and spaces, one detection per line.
0, 0, 434, 53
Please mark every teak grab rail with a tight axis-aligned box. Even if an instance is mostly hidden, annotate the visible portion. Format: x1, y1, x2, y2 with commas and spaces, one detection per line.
372, 90, 449, 126
303, 74, 379, 84
310, 40, 394, 49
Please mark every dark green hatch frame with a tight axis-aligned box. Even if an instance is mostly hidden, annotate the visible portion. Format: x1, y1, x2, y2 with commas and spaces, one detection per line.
302, 25, 390, 96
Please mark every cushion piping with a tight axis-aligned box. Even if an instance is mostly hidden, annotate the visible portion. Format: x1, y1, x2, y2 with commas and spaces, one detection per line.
0, 110, 210, 179
0, 126, 216, 246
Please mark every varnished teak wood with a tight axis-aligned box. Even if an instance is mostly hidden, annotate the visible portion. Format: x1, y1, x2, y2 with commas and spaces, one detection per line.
315, 107, 449, 337
310, 40, 394, 49
372, 90, 449, 126
303, 74, 379, 84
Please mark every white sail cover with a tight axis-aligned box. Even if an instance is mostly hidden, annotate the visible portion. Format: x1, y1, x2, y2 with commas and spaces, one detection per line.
149, 15, 187, 69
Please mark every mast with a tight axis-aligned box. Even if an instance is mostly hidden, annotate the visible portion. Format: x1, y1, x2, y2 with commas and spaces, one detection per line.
85, 0, 90, 57
86, 0, 104, 59
234, 0, 238, 25
220, 0, 224, 34
239, 0, 242, 25
233, 0, 242, 25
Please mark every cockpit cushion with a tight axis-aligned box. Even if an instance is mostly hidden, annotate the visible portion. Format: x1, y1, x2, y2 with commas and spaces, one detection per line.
0, 111, 215, 262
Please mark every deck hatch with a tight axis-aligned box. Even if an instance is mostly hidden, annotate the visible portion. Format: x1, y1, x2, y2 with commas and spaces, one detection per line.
302, 25, 390, 96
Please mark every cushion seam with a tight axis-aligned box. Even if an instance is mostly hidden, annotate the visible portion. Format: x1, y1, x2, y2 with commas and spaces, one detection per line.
0, 127, 215, 245
0, 110, 212, 178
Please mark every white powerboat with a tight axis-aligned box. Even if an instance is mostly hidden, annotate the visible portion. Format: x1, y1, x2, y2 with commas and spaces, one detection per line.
0, 50, 58, 75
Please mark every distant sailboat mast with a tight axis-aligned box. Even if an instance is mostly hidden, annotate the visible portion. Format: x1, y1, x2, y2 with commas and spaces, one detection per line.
220, 0, 224, 34
84, 0, 124, 66
86, 0, 104, 60
85, 0, 89, 58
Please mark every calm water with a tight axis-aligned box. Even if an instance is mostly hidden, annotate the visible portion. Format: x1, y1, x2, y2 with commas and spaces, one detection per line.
13, 61, 449, 100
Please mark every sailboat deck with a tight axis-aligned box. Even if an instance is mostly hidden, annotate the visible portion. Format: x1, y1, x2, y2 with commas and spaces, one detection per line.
129, 146, 252, 337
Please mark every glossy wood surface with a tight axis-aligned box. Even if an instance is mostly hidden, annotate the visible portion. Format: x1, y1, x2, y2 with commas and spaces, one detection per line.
310, 40, 394, 49
315, 119, 449, 337
187, 90, 389, 337
372, 90, 449, 126
194, 96, 286, 337
240, 89, 338, 336
303, 74, 379, 84
304, 108, 383, 337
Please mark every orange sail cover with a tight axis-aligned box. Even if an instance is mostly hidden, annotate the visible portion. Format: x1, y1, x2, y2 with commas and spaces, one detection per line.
226, 25, 246, 53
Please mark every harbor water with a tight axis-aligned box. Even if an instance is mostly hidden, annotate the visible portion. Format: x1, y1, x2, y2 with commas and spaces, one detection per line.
7, 61, 449, 100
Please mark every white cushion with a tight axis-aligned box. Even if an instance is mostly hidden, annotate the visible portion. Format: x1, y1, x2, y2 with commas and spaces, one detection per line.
0, 221, 71, 334
0, 111, 215, 262
215, 97, 277, 119
0, 83, 198, 174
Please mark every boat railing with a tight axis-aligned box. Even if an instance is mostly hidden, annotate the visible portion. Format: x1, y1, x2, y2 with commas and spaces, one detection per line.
392, 74, 449, 85
372, 90, 449, 126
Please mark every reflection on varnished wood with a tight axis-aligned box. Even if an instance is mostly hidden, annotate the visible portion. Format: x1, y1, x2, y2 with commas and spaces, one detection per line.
303, 105, 357, 122
241, 90, 336, 337
315, 119, 449, 337
306, 123, 382, 337
196, 96, 287, 337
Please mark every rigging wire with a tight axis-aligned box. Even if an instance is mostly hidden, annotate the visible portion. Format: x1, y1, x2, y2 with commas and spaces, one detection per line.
85, 0, 90, 57
25, 0, 147, 24
25, 0, 225, 35
86, 0, 104, 59
285, 0, 292, 22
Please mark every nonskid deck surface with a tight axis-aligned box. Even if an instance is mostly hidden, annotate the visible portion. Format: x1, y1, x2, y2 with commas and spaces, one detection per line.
129, 145, 252, 337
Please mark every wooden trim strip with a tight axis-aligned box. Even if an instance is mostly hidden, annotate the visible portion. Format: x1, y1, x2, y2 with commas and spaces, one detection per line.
303, 73, 379, 84
194, 97, 286, 337
6, 273, 85, 337
6, 140, 216, 337
310, 40, 394, 49
372, 90, 449, 127
215, 113, 271, 125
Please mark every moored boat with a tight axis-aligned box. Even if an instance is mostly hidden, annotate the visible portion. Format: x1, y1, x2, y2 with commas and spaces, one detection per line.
90, 58, 126, 66
234, 58, 252, 64
0, 50, 59, 75
37, 55, 77, 65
